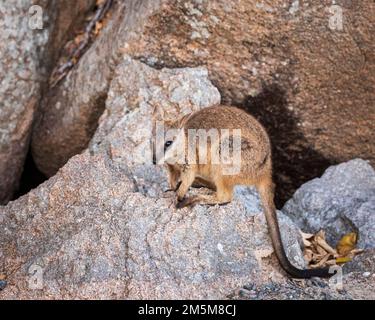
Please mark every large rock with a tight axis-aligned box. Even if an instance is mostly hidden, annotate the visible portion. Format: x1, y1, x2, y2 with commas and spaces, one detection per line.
31, 0, 375, 206
44, 0, 96, 69
90, 56, 222, 197
0, 58, 304, 299
282, 159, 375, 249
0, 0, 96, 204
0, 0, 49, 204
343, 249, 375, 274
31, 0, 161, 176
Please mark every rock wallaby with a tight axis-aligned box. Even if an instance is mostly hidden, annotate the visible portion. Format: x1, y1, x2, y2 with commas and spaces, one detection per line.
153, 105, 332, 279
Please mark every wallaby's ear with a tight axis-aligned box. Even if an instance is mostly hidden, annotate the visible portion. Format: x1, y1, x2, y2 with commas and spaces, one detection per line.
178, 112, 193, 127
155, 111, 192, 130
162, 119, 175, 130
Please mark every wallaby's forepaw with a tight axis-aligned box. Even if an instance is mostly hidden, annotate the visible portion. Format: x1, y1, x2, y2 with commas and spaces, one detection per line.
165, 181, 182, 193
176, 196, 196, 209
174, 181, 182, 192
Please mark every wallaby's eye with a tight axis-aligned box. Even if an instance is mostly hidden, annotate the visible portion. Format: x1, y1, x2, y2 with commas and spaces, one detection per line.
164, 140, 173, 149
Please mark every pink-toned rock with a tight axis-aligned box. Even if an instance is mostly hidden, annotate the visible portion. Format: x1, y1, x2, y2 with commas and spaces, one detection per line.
31, 0, 161, 176
0, 0, 96, 204
0, 1, 48, 204
31, 0, 375, 206
0, 58, 304, 299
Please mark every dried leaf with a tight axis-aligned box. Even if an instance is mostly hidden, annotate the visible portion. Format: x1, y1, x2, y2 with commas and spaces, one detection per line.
316, 244, 328, 256
49, 0, 112, 88
304, 249, 313, 262
310, 253, 331, 268
316, 237, 337, 255
94, 22, 103, 35
301, 228, 363, 270
349, 248, 365, 255
315, 229, 326, 240
74, 34, 85, 45
326, 259, 338, 266
300, 231, 314, 240
300, 231, 314, 247
303, 238, 311, 247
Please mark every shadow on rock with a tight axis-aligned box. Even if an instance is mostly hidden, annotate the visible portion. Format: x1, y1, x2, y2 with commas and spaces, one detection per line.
239, 84, 336, 208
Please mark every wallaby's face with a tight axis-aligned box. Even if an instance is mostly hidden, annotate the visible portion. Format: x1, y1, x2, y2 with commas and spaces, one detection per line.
161, 128, 186, 165
152, 118, 187, 166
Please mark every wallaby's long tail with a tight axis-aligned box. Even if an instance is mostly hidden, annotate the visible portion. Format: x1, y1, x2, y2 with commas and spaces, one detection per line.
257, 179, 332, 279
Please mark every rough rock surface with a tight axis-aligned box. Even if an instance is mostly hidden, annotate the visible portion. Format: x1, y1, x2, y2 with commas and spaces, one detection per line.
0, 58, 304, 299
0, 0, 49, 204
343, 249, 375, 274
44, 0, 96, 70
282, 159, 375, 249
233, 271, 375, 300
31, 0, 161, 176
0, 0, 96, 204
340, 249, 375, 300
31, 0, 375, 206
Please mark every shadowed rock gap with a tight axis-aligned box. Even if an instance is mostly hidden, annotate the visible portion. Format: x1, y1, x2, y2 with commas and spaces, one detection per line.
8, 2, 113, 202
13, 91, 108, 201
12, 149, 47, 201
239, 84, 337, 208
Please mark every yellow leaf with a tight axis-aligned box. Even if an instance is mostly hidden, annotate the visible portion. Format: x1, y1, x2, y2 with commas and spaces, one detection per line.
336, 256, 352, 264
337, 232, 358, 256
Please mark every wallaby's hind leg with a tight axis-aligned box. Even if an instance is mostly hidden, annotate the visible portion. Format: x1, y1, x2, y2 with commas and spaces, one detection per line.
192, 177, 217, 191
176, 179, 233, 208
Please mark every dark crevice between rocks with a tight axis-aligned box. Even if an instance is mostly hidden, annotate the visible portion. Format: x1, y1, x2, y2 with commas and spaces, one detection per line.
12, 93, 108, 203
237, 84, 337, 209
7, 2, 115, 204
13, 149, 47, 201
86, 93, 108, 139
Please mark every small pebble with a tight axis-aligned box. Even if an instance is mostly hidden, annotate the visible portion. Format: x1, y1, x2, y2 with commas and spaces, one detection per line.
310, 277, 329, 288
363, 272, 371, 278
238, 289, 250, 297
243, 284, 255, 291
0, 280, 7, 291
